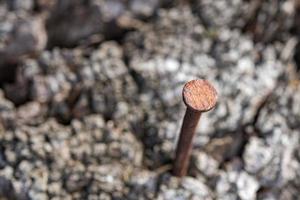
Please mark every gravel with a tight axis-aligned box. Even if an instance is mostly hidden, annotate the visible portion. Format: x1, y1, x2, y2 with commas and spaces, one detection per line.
0, 0, 299, 199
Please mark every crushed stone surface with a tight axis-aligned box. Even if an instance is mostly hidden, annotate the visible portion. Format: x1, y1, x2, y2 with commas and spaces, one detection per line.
0, 0, 299, 199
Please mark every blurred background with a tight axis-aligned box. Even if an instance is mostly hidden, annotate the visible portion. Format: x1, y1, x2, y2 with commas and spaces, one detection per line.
0, 0, 300, 199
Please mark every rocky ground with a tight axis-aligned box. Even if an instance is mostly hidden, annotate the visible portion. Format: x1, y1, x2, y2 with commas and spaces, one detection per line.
0, 0, 300, 199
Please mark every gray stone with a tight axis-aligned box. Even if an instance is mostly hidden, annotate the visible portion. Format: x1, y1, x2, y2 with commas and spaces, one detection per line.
0, 15, 47, 62
216, 170, 259, 200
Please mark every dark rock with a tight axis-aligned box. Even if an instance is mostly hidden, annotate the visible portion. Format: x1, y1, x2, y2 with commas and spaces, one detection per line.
46, 0, 125, 47
0, 16, 47, 63
0, 176, 17, 200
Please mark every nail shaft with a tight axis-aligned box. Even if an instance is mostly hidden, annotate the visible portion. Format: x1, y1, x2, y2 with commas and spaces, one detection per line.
173, 108, 201, 177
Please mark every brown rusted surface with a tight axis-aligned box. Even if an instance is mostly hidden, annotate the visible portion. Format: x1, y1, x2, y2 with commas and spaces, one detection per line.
173, 108, 201, 177
183, 79, 217, 112
173, 79, 217, 177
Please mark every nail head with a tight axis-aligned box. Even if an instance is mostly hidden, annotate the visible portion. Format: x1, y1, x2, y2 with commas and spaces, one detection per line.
182, 79, 218, 112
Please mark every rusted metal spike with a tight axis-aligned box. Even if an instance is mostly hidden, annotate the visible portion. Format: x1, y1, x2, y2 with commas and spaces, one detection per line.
173, 79, 218, 177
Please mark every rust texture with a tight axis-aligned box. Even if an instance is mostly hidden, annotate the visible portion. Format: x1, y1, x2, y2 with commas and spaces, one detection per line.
183, 79, 217, 112
173, 79, 217, 177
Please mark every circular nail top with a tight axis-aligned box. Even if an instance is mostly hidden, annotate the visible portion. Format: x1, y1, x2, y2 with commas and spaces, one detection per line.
183, 79, 218, 112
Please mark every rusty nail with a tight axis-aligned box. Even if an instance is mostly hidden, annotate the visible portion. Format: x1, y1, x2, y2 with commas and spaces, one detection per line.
173, 79, 218, 177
